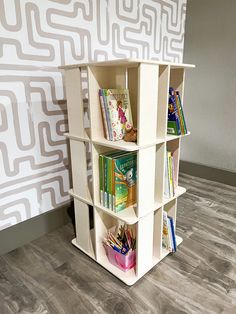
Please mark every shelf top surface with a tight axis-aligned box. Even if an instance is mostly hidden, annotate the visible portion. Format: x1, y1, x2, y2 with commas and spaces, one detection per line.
59, 58, 195, 70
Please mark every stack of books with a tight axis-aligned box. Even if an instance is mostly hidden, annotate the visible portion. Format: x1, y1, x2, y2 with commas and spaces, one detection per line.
167, 87, 187, 136
162, 211, 177, 252
164, 151, 176, 198
99, 89, 133, 141
99, 151, 137, 212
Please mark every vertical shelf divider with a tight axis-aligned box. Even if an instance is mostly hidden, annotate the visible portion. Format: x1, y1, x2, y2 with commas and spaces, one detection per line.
136, 212, 154, 277
65, 68, 85, 137
137, 146, 156, 217
137, 63, 159, 146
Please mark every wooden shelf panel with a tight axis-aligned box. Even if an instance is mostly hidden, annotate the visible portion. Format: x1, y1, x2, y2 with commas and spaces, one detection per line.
163, 186, 186, 205
166, 131, 190, 142
92, 138, 139, 151
95, 203, 138, 225
69, 189, 93, 206
69, 185, 186, 225
64, 129, 90, 142
59, 58, 195, 70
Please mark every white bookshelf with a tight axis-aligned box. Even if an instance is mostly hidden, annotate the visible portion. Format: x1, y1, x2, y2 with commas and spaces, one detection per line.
60, 59, 195, 286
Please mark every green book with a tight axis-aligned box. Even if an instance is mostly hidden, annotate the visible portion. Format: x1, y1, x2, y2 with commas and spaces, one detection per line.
113, 152, 137, 212
100, 150, 126, 210
106, 151, 128, 211
99, 155, 104, 205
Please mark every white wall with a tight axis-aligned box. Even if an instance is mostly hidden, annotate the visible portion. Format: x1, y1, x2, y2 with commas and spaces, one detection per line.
182, 0, 236, 172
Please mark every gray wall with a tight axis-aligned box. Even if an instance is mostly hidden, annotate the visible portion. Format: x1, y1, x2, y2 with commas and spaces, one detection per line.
182, 0, 236, 173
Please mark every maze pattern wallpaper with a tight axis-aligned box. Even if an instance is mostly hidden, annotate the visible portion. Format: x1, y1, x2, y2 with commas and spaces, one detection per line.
0, 0, 187, 230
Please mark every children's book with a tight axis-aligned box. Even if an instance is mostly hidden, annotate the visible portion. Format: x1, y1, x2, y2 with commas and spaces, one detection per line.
99, 90, 109, 140
162, 211, 172, 251
99, 89, 133, 141
175, 91, 187, 134
113, 152, 137, 212
167, 87, 181, 135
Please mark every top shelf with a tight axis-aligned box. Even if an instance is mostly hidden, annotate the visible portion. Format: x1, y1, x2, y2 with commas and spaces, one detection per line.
59, 58, 195, 70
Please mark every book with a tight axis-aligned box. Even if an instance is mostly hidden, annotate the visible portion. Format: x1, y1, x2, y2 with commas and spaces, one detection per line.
99, 155, 104, 205
168, 152, 174, 197
99, 89, 133, 141
113, 152, 137, 212
168, 216, 177, 252
164, 151, 171, 198
176, 91, 187, 134
99, 90, 109, 140
162, 211, 172, 251
167, 87, 181, 135
105, 150, 126, 211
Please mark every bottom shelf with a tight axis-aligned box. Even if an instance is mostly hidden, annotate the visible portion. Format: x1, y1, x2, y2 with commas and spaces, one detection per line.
71, 234, 183, 286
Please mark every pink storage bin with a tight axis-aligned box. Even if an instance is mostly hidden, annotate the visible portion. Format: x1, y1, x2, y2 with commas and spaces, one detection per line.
104, 245, 136, 272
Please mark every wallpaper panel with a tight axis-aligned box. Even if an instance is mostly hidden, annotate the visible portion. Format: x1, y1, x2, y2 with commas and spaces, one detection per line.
0, 0, 187, 231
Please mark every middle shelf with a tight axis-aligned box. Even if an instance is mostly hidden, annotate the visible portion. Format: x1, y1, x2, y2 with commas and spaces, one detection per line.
67, 135, 186, 225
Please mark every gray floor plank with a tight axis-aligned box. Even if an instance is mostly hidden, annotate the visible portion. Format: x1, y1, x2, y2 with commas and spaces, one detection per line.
0, 174, 236, 314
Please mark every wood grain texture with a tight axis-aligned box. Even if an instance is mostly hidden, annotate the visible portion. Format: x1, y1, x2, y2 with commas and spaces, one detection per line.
0, 173, 236, 314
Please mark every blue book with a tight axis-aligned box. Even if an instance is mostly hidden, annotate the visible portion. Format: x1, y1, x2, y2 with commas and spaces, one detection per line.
168, 216, 177, 252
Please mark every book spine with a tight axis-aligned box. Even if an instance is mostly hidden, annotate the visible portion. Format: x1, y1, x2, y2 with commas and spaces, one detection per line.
99, 90, 109, 140
99, 155, 104, 205
104, 156, 108, 208
167, 217, 174, 252
164, 151, 171, 198
175, 91, 185, 135
169, 216, 177, 252
177, 92, 187, 134
112, 159, 115, 211
102, 89, 113, 141
168, 152, 174, 197
172, 155, 177, 192
107, 157, 112, 210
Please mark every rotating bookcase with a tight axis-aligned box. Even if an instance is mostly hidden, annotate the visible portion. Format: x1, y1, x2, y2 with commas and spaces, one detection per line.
60, 59, 195, 285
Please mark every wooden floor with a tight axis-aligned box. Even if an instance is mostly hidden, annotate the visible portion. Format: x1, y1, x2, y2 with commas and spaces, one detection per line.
0, 173, 236, 314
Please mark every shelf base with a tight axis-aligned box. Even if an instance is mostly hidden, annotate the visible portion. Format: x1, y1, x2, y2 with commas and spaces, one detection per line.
71, 235, 183, 286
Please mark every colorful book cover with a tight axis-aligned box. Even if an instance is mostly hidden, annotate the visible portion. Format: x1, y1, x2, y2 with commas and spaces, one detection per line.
113, 153, 137, 212
167, 87, 181, 135
102, 89, 133, 141
105, 150, 126, 211
99, 90, 109, 140
162, 211, 172, 251
100, 150, 126, 210
168, 216, 177, 252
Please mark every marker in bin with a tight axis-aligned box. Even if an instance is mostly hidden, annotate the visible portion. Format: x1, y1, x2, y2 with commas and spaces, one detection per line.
103, 224, 136, 255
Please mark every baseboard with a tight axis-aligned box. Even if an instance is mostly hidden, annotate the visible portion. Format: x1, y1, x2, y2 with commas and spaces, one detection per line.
0, 202, 73, 256
180, 160, 236, 187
